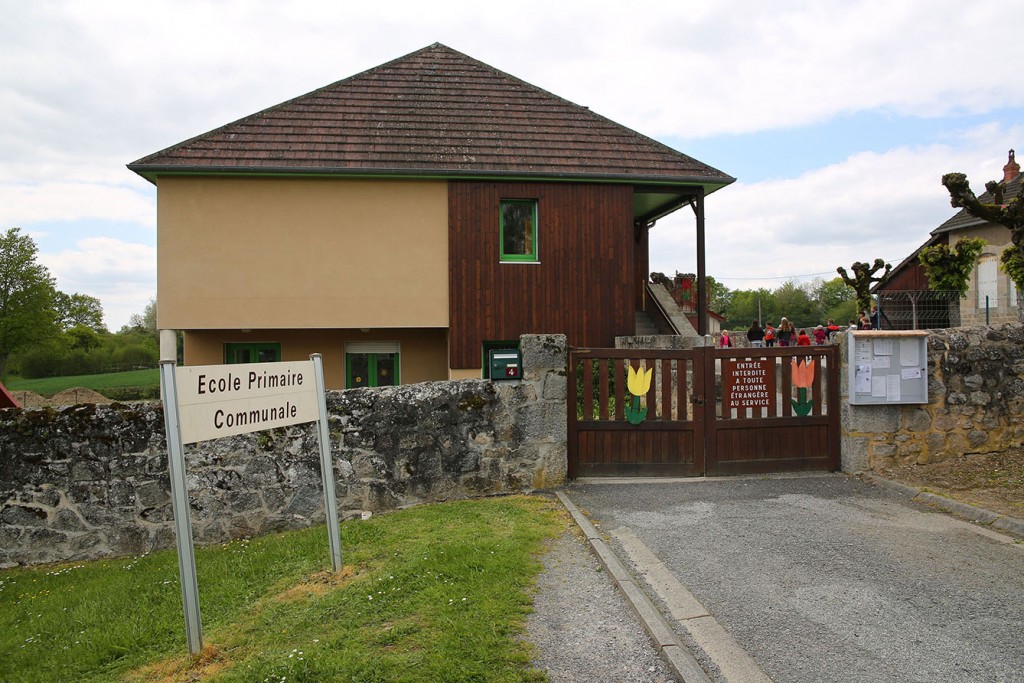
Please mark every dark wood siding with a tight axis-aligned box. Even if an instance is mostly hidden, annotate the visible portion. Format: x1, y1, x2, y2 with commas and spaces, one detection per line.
877, 235, 947, 292
449, 181, 636, 369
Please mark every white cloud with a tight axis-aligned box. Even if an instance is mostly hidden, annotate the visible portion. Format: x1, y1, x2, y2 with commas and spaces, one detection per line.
39, 238, 156, 331
0, 181, 154, 227
3, 0, 1024, 333
650, 131, 1024, 291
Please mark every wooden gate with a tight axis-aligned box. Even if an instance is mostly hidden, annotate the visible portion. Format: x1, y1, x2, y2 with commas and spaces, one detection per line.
568, 346, 840, 477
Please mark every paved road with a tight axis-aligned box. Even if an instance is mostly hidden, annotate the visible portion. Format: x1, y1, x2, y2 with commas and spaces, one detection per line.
566, 474, 1024, 683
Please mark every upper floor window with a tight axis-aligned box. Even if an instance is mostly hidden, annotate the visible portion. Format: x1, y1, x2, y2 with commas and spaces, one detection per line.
500, 199, 538, 262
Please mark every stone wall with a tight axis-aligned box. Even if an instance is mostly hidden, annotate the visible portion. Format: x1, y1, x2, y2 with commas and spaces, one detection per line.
840, 324, 1024, 472
0, 335, 568, 568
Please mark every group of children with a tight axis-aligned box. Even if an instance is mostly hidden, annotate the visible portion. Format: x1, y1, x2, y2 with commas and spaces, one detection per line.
717, 318, 845, 348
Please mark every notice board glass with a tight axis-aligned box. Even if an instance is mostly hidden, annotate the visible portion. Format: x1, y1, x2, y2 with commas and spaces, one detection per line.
848, 331, 929, 405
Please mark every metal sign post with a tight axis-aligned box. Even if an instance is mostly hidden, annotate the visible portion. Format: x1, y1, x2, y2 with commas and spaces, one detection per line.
160, 356, 343, 656
159, 360, 203, 656
311, 354, 342, 572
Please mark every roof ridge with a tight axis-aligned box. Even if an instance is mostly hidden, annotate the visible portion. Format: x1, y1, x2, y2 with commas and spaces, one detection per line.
129, 44, 733, 189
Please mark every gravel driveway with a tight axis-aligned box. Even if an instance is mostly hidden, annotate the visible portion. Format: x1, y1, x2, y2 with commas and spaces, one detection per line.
566, 474, 1024, 683
527, 529, 678, 682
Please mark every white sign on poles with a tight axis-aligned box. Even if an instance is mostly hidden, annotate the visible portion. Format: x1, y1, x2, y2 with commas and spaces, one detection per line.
161, 354, 342, 656
175, 361, 319, 444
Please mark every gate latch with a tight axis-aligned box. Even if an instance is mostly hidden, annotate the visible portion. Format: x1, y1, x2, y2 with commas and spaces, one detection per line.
692, 395, 705, 406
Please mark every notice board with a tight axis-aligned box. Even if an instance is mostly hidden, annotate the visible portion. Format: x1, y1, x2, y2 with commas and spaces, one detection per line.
848, 331, 929, 405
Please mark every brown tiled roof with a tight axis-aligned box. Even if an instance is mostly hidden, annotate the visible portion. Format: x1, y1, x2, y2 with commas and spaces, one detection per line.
129, 43, 733, 191
931, 173, 1022, 235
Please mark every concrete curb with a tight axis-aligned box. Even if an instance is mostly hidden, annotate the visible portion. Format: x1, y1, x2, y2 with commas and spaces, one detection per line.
861, 473, 1024, 538
555, 490, 712, 683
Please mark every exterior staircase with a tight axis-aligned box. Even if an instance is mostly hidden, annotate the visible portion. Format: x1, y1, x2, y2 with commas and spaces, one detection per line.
635, 310, 660, 335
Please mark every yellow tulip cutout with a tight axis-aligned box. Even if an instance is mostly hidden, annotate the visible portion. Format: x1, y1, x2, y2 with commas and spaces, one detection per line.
625, 365, 653, 425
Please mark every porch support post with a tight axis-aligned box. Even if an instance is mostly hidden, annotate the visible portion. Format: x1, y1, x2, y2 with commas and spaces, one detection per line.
695, 188, 708, 335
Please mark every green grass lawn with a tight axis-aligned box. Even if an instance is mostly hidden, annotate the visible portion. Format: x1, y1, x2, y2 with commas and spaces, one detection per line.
4, 369, 159, 397
0, 496, 566, 683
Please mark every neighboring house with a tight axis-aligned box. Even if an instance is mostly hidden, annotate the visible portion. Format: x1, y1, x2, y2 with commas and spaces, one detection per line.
875, 150, 1020, 328
129, 44, 733, 389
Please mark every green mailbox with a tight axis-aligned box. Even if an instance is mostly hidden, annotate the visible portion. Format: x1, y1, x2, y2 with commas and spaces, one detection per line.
488, 349, 521, 380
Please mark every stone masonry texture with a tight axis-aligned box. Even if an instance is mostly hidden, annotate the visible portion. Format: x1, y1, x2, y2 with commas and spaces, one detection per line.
0, 335, 568, 568
841, 324, 1024, 472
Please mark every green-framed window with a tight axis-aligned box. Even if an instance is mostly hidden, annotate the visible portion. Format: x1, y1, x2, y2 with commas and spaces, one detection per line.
346, 342, 401, 388
225, 342, 281, 364
500, 199, 538, 262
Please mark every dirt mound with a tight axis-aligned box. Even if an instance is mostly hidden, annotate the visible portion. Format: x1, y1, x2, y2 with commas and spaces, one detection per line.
8, 387, 111, 407
11, 390, 48, 408
47, 387, 112, 405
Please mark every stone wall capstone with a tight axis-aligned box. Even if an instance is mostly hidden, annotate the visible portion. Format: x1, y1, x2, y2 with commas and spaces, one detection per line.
0, 335, 568, 568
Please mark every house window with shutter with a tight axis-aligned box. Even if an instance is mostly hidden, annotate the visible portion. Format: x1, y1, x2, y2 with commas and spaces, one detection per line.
977, 256, 998, 309
500, 199, 538, 262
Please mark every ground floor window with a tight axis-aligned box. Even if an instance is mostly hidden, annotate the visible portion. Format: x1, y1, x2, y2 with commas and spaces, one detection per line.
225, 342, 281, 364
346, 342, 400, 388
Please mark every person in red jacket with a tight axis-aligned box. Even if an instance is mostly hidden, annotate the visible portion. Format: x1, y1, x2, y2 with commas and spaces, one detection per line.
796, 329, 812, 346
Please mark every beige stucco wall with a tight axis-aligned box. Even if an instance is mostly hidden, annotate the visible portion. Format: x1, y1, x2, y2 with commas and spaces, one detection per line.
952, 228, 1019, 325
183, 328, 449, 390
157, 176, 448, 330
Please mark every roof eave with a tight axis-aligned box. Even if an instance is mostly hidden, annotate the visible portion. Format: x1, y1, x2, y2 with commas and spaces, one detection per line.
126, 163, 736, 194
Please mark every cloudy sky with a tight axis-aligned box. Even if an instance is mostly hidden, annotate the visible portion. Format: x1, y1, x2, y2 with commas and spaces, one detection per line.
3, 0, 1023, 330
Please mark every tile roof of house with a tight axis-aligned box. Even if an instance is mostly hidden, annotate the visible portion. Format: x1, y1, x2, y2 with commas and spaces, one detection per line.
932, 173, 1022, 235
129, 43, 733, 191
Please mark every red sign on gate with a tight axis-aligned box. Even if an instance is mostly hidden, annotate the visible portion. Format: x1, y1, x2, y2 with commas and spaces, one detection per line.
724, 358, 775, 409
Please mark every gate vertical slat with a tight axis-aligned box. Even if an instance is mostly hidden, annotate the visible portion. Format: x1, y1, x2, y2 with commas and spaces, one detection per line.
614, 360, 625, 421
661, 358, 672, 421
678, 358, 689, 421
582, 358, 593, 421
812, 357, 823, 417
645, 360, 657, 421
598, 359, 610, 420
781, 355, 793, 417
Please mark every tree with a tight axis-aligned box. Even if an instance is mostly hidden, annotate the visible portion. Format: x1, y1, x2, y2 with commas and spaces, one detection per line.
53, 291, 106, 332
126, 298, 157, 337
918, 238, 986, 295
0, 228, 58, 377
706, 276, 732, 314
837, 259, 891, 315
773, 280, 816, 328
812, 277, 857, 325
942, 167, 1024, 293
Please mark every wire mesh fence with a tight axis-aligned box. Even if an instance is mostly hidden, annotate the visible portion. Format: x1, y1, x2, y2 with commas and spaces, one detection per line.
877, 290, 1021, 329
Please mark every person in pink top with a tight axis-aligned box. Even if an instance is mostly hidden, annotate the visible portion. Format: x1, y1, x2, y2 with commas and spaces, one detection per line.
813, 325, 827, 345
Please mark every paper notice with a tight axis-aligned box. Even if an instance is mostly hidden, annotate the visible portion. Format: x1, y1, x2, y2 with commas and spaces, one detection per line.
872, 356, 890, 369
887, 374, 901, 401
855, 364, 872, 393
871, 376, 886, 397
873, 339, 893, 356
900, 338, 920, 367
901, 367, 922, 380
854, 339, 873, 364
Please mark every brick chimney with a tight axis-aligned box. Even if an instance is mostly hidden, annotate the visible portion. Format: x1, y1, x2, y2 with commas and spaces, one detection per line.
1004, 149, 1020, 183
